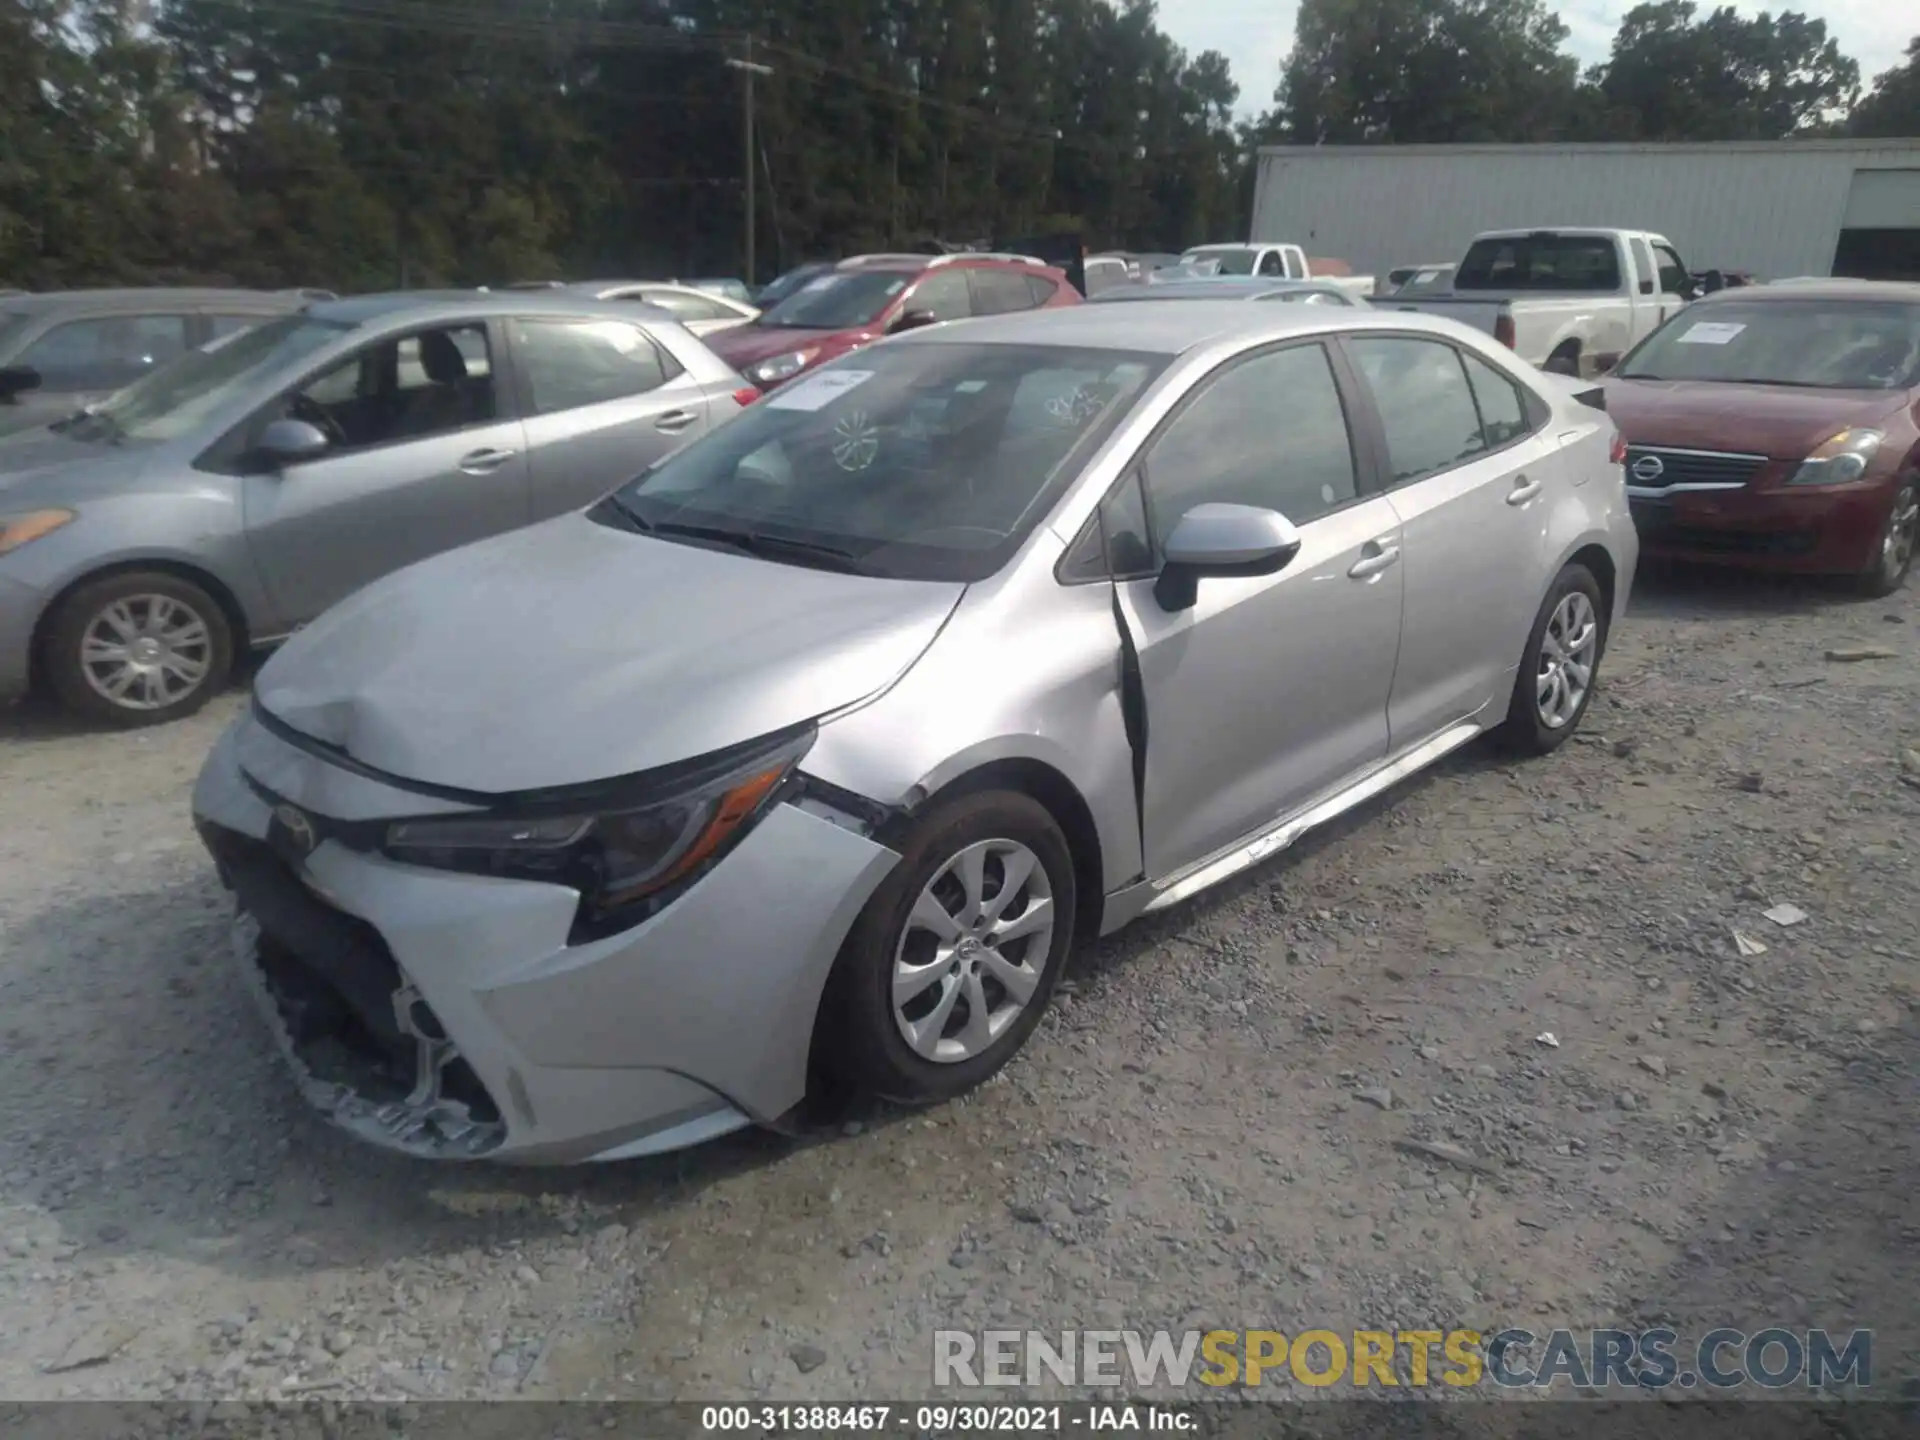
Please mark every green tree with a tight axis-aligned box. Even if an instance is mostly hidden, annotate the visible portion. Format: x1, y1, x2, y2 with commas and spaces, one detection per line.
1593, 2, 1859, 140
1852, 36, 1920, 138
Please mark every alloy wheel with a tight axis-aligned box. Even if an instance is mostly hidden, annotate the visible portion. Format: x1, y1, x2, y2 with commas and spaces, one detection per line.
1535, 590, 1598, 730
79, 593, 215, 712
1881, 485, 1917, 587
891, 838, 1055, 1064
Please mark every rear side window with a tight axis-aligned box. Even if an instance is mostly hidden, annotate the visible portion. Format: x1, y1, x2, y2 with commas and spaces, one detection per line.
1459, 351, 1532, 447
1256, 251, 1286, 277
1349, 336, 1489, 483
969, 268, 1041, 316
1456, 235, 1622, 292
508, 318, 678, 415
1025, 274, 1058, 306
16, 313, 191, 392
904, 269, 972, 322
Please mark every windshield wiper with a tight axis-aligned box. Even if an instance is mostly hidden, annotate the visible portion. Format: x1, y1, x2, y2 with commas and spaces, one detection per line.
1718, 377, 1829, 389
644, 517, 870, 574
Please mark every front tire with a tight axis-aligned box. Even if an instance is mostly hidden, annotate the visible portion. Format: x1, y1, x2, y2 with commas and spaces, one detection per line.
1497, 563, 1607, 756
816, 790, 1076, 1106
42, 571, 234, 727
1853, 480, 1916, 599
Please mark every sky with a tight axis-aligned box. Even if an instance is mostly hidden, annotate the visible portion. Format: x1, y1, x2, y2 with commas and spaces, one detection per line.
1154, 0, 1916, 119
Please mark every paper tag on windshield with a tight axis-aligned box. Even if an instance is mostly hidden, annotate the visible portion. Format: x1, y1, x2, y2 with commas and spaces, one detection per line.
1676, 321, 1746, 345
767, 369, 875, 411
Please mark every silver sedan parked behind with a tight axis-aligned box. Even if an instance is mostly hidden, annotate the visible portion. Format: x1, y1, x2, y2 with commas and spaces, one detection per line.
191, 303, 1637, 1165
0, 292, 754, 724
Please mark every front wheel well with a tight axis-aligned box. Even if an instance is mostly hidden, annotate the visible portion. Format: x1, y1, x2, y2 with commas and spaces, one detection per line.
30, 559, 252, 680
1567, 543, 1617, 651
911, 759, 1106, 946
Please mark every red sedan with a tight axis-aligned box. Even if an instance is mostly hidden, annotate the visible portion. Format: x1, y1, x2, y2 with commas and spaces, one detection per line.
1603, 281, 1919, 597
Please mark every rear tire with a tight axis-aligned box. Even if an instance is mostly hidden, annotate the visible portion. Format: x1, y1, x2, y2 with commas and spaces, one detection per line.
815, 790, 1076, 1106
42, 571, 234, 727
1496, 563, 1607, 757
1852, 480, 1916, 599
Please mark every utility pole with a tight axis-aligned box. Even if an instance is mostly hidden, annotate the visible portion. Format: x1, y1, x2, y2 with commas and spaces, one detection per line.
727, 39, 774, 286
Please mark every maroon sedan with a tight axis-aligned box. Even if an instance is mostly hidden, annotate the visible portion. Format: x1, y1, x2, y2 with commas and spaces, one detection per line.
1603, 281, 1919, 597
708, 253, 1081, 393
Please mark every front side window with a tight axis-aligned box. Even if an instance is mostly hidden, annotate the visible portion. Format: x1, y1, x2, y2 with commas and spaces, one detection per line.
1143, 343, 1358, 537
509, 318, 675, 414
969, 268, 1040, 316
1349, 336, 1489, 483
60, 314, 350, 446
1455, 235, 1622, 292
903, 270, 972, 323
609, 343, 1165, 583
17, 314, 191, 393
1654, 244, 1690, 296
758, 270, 911, 329
1615, 300, 1920, 391
267, 323, 499, 455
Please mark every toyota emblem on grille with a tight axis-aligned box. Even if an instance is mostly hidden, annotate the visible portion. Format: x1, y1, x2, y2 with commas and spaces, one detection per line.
273, 804, 318, 856
1630, 454, 1665, 483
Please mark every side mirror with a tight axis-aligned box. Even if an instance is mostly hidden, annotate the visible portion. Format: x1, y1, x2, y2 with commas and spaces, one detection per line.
258, 417, 331, 468
1154, 502, 1303, 612
0, 365, 42, 403
889, 308, 939, 334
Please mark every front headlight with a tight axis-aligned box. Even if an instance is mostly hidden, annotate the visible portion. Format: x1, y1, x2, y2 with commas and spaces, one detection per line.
748, 349, 818, 384
1787, 428, 1884, 486
382, 727, 814, 942
0, 508, 76, 556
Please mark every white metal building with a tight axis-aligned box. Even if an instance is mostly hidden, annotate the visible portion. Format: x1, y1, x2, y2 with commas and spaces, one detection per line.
1251, 139, 1920, 284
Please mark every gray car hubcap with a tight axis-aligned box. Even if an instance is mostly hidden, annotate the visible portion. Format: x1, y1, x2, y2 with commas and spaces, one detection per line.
1536, 590, 1598, 730
1882, 486, 1917, 584
80, 594, 214, 711
892, 838, 1055, 1064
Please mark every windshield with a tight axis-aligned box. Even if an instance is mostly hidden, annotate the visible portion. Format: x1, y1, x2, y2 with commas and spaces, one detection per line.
1616, 301, 1920, 391
754, 265, 829, 309
757, 270, 913, 330
606, 343, 1166, 582
1180, 248, 1256, 276
1456, 235, 1621, 292
57, 314, 350, 444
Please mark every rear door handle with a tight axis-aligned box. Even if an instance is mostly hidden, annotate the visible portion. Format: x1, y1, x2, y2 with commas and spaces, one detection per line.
655, 409, 699, 433
457, 447, 516, 474
1506, 475, 1544, 506
1347, 541, 1401, 580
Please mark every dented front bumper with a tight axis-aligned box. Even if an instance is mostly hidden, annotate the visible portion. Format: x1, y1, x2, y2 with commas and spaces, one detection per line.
190, 712, 900, 1164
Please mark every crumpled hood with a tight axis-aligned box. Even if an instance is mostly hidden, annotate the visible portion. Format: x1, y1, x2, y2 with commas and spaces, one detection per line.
1602, 378, 1906, 461
705, 324, 873, 372
0, 427, 152, 506
253, 511, 965, 795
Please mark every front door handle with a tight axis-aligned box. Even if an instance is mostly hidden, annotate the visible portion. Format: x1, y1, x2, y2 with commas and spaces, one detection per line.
457, 447, 516, 474
655, 409, 699, 433
1506, 475, 1544, 506
1347, 542, 1401, 581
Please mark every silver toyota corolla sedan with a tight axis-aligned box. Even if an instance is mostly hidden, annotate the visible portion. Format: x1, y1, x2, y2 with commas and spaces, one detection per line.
0, 292, 752, 724
191, 303, 1637, 1165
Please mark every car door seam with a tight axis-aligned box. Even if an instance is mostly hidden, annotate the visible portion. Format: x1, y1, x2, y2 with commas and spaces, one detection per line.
1100, 502, 1149, 883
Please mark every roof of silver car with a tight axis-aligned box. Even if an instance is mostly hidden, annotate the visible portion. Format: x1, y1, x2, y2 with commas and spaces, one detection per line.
1092, 278, 1355, 303
0, 287, 305, 315
309, 290, 679, 326
897, 299, 1424, 354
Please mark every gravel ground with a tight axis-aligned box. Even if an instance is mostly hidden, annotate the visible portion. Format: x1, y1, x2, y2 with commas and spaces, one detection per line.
0, 566, 1916, 1405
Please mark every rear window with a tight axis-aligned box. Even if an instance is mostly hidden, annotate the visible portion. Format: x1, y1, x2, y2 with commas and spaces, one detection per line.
1456, 235, 1622, 292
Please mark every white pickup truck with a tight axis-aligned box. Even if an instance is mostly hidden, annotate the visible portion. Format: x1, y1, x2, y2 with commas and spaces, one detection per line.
1386, 227, 1696, 375
1173, 243, 1377, 299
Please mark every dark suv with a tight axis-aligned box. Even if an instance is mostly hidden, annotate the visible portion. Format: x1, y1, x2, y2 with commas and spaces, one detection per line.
707, 253, 1080, 390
